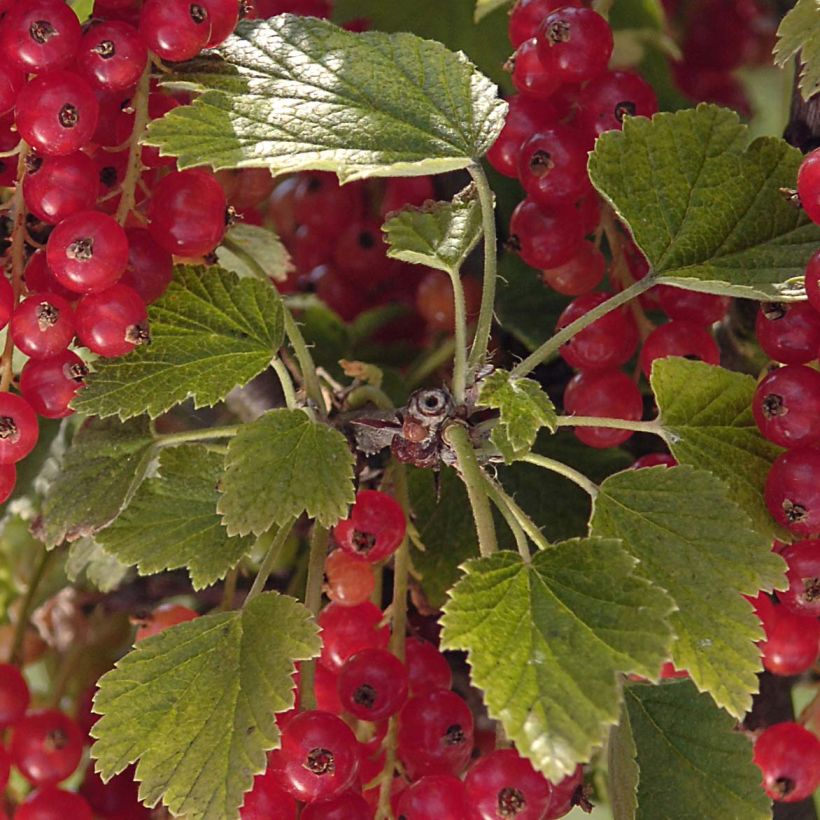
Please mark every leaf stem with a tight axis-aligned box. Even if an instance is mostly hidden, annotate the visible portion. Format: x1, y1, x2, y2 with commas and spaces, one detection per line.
444, 423, 497, 557
485, 481, 531, 561
283, 310, 326, 414
448, 266, 469, 404
271, 357, 298, 409
467, 162, 498, 376
300, 524, 329, 712
405, 336, 456, 388
482, 473, 552, 552
521, 453, 600, 499
153, 425, 241, 447
510, 276, 657, 378
245, 525, 293, 603
10, 546, 55, 665
555, 415, 667, 438
115, 64, 151, 225
345, 384, 395, 411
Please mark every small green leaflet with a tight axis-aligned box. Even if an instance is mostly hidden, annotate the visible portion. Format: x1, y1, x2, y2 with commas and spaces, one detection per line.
588, 104, 820, 299
37, 418, 154, 549
609, 681, 771, 820
474, 0, 510, 22
92, 592, 320, 820
216, 223, 293, 283
774, 0, 820, 102
218, 409, 355, 536
478, 369, 557, 462
652, 358, 784, 540
441, 541, 675, 780
73, 266, 285, 421
97, 447, 255, 590
146, 16, 507, 181
590, 464, 786, 718
65, 538, 131, 593
383, 186, 483, 275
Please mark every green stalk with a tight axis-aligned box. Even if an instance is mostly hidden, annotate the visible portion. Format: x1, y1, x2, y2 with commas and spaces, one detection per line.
300, 524, 329, 711
486, 483, 531, 561
483, 474, 552, 552
115, 65, 151, 225
10, 548, 55, 665
522, 453, 600, 499
271, 357, 298, 409
283, 310, 326, 414
448, 266, 469, 403
555, 415, 667, 438
467, 163, 498, 375
245, 525, 294, 604
153, 425, 241, 448
406, 336, 456, 388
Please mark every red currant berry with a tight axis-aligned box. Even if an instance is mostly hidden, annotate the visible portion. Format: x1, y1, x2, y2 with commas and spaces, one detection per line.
332, 220, 393, 287
639, 319, 720, 378
0, 274, 12, 331
536, 7, 613, 84
0, 462, 15, 504
313, 266, 367, 321
575, 192, 601, 237
655, 285, 730, 325
79, 765, 148, 820
20, 351, 87, 420
148, 169, 228, 258
15, 72, 99, 156
416, 270, 481, 334
0, 114, 18, 187
333, 490, 406, 563
240, 762, 298, 819
465, 748, 553, 820
543, 765, 585, 819
508, 0, 582, 48
395, 774, 471, 819
1, 2, 83, 74
764, 446, 820, 535
337, 648, 409, 722
140, 92, 180, 169
23, 152, 99, 226
269, 710, 360, 803
753, 722, 820, 803
0, 663, 30, 728
557, 292, 639, 370
778, 540, 820, 617
797, 148, 820, 226
517, 125, 591, 207
133, 603, 198, 642
804, 249, 820, 314
200, 0, 240, 47
760, 599, 820, 676
14, 786, 93, 820
11, 709, 84, 785
487, 95, 558, 179
752, 365, 820, 449
631, 453, 677, 469
510, 38, 562, 100
324, 549, 375, 607
314, 662, 343, 715
405, 637, 452, 695
139, 0, 212, 63
0, 58, 24, 116
509, 198, 584, 270
23, 251, 77, 304
292, 172, 365, 236
542, 240, 606, 296
119, 228, 173, 304
300, 791, 371, 820
10, 294, 75, 359
398, 689, 474, 778
78, 21, 148, 93
0, 393, 39, 464
47, 210, 129, 294
0, 743, 8, 792
318, 602, 390, 672
755, 301, 820, 365
380, 175, 435, 217
563, 369, 643, 449
75, 283, 149, 358
575, 70, 658, 144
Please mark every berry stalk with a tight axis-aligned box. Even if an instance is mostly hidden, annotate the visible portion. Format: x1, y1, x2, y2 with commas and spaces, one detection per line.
300, 524, 329, 711
555, 415, 667, 437
245, 524, 294, 604
10, 546, 54, 666
115, 64, 151, 226
271, 357, 298, 409
283, 309, 326, 413
522, 452, 600, 498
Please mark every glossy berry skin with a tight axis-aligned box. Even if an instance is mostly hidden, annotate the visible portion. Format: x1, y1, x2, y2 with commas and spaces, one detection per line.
563, 369, 643, 449
23, 152, 99, 225
804, 249, 820, 314
317, 601, 390, 672
78, 21, 148, 92
300, 791, 371, 820
337, 648, 409, 722
10, 294, 75, 359
0, 663, 30, 728
542, 240, 606, 296
752, 365, 820, 449
510, 198, 584, 270
797, 148, 820, 225
332, 220, 393, 287
779, 540, 820, 617
543, 766, 584, 820
510, 38, 562, 100
765, 446, 820, 535
23, 251, 77, 304
753, 722, 820, 803
0, 275, 12, 331
656, 285, 730, 325
14, 786, 93, 820
0, 743, 8, 792
405, 637, 452, 696
200, 0, 241, 48
395, 774, 471, 819
15, 72, 100, 156
416, 270, 481, 333
139, 0, 212, 63
632, 452, 677, 469
314, 663, 343, 715
0, 58, 24, 116
292, 172, 365, 236
536, 7, 613, 84
20, 351, 88, 420
148, 169, 228, 258
269, 710, 359, 803
79, 765, 149, 820
487, 95, 557, 179
0, 393, 39, 465
75, 283, 149, 358
333, 490, 406, 563
639, 320, 720, 378
465, 748, 553, 820
575, 70, 658, 144
0, 462, 15, 504
134, 604, 198, 642
119, 228, 174, 304
517, 125, 591, 207
47, 210, 129, 294
557, 292, 639, 371
240, 764, 298, 819
755, 301, 820, 365
508, 0, 582, 48
324, 549, 375, 607
1, 3, 83, 74
11, 709, 84, 785
398, 689, 474, 779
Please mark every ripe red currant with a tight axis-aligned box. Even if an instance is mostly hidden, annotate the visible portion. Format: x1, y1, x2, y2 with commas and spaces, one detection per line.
133, 603, 198, 642
639, 319, 720, 378
778, 540, 820, 617
508, 0, 582, 48
543, 765, 585, 819
0, 57, 24, 116
240, 761, 298, 819
317, 601, 390, 672
23, 251, 77, 304
752, 365, 820, 449
119, 228, 174, 304
509, 198, 584, 270
0, 393, 39, 464
753, 722, 820, 802
0, 462, 15, 504
797, 148, 820, 226
20, 351, 88, 420
324, 549, 375, 607
0, 662, 30, 728
510, 38, 562, 100
78, 21, 148, 93
575, 70, 658, 144
333, 490, 406, 563
1, 3, 83, 74
517, 125, 591, 207
139, 0, 212, 63
752, 591, 820, 676
764, 446, 820, 534
200, 0, 241, 48
0, 274, 12, 331
75, 283, 149, 358
655, 286, 730, 325
300, 790, 371, 820
755, 301, 820, 365
631, 453, 677, 469
542, 240, 606, 296
536, 7, 614, 84
337, 648, 409, 722
405, 637, 452, 695
23, 152, 100, 226
14, 786, 93, 820
380, 175, 435, 217
394, 774, 471, 819
804, 249, 820, 314
10, 294, 76, 359
487, 95, 558, 179
11, 709, 85, 785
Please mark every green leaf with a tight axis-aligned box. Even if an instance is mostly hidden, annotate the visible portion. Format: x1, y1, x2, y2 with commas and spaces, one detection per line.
774, 0, 820, 102
441, 541, 675, 780
590, 464, 786, 718
217, 223, 293, 283
146, 17, 507, 181
588, 104, 820, 300
73, 266, 285, 421
383, 186, 483, 274
92, 592, 321, 820
97, 447, 255, 590
652, 358, 784, 540
478, 369, 557, 462
65, 538, 131, 593
610, 681, 771, 820
36, 418, 154, 548
474, 0, 510, 22
218, 409, 355, 536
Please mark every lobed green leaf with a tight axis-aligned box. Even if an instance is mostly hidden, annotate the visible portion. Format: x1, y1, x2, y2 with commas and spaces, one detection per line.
65, 538, 131, 593
216, 223, 293, 283
774, 0, 820, 102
